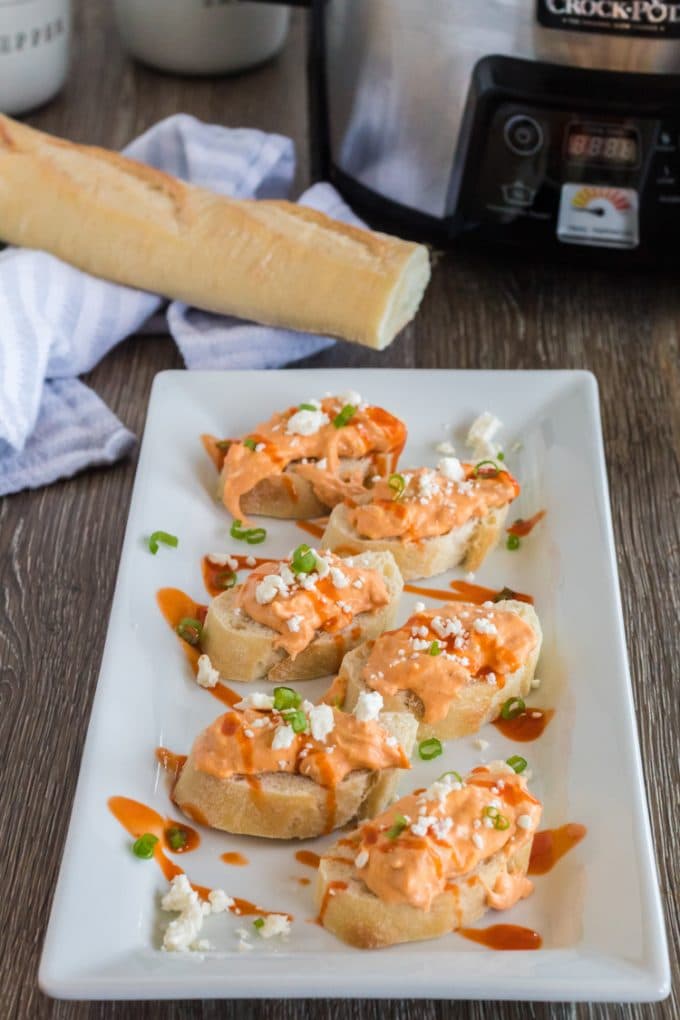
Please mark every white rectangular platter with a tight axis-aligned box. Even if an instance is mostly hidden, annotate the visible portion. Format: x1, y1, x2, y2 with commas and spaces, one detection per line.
40, 369, 669, 1001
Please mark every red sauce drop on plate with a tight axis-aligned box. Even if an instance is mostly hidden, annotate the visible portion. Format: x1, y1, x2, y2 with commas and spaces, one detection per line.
459, 924, 542, 950
295, 850, 321, 869
507, 510, 547, 538
295, 519, 326, 540
156, 588, 207, 673
155, 747, 187, 779
492, 707, 555, 742
221, 852, 249, 867
529, 823, 587, 875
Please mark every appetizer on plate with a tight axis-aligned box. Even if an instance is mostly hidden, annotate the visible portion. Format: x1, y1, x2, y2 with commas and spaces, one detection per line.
316, 762, 542, 948
338, 599, 541, 740
203, 393, 407, 521
172, 688, 418, 839
321, 458, 520, 579
201, 547, 403, 683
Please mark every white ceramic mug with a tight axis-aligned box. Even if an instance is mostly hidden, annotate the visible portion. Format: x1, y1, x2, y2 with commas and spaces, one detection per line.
113, 0, 290, 76
0, 0, 70, 115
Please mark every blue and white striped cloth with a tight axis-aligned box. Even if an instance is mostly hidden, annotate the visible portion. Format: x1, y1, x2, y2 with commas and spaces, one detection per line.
0, 114, 361, 496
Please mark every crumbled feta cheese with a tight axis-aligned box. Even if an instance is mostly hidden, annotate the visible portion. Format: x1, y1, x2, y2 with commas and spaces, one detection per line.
235, 692, 275, 711
431, 615, 463, 639
435, 440, 456, 455
208, 553, 238, 569
196, 654, 220, 689
316, 457, 327, 470
255, 574, 288, 605
329, 566, 349, 589
473, 617, 498, 635
244, 728, 254, 738
279, 564, 296, 587
414, 601, 426, 614
299, 573, 318, 591
161, 876, 206, 953
411, 815, 438, 837
208, 889, 234, 914
517, 814, 532, 830
353, 690, 383, 722
466, 412, 502, 458
465, 572, 475, 583
272, 724, 295, 750
418, 470, 439, 500
254, 443, 265, 453
432, 817, 453, 839
286, 408, 330, 436
354, 849, 369, 868
255, 914, 291, 939
337, 600, 353, 614
308, 703, 335, 742
411, 637, 430, 652
312, 551, 330, 578
471, 833, 484, 850
437, 456, 465, 482
161, 874, 195, 913
486, 673, 497, 685
531, 675, 542, 690
385, 734, 398, 748
286, 614, 303, 633
339, 389, 362, 407
246, 555, 256, 567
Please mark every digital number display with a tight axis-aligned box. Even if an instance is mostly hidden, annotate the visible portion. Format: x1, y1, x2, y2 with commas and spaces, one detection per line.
566, 125, 639, 167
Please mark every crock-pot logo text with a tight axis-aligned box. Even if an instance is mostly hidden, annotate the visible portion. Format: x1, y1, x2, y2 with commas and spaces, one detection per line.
537, 0, 680, 35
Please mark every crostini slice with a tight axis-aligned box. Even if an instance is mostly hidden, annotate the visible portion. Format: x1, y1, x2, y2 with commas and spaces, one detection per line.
172, 687, 418, 839
316, 761, 542, 948
201, 547, 403, 683
337, 599, 541, 741
202, 392, 406, 522
321, 458, 519, 579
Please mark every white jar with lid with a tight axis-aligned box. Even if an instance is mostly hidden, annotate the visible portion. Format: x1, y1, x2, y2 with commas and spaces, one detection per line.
113, 0, 290, 76
0, 0, 71, 115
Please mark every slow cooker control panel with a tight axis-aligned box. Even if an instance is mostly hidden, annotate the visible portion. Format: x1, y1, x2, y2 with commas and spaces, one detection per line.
454, 57, 680, 258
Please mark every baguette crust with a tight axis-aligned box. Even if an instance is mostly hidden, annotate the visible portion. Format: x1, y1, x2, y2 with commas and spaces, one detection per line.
173, 711, 418, 839
315, 833, 532, 948
321, 503, 509, 580
201, 551, 404, 683
223, 457, 373, 520
0, 115, 430, 350
341, 600, 542, 741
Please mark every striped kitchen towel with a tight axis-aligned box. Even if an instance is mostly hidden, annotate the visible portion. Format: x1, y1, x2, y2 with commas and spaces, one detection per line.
0, 115, 357, 497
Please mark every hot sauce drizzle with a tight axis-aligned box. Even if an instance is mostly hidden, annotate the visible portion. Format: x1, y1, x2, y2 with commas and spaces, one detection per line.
201, 554, 275, 598
459, 924, 542, 950
507, 510, 547, 538
317, 881, 348, 924
221, 852, 249, 867
404, 580, 534, 605
295, 850, 321, 869
492, 708, 555, 742
155, 747, 187, 779
108, 796, 289, 917
295, 519, 327, 540
528, 823, 587, 875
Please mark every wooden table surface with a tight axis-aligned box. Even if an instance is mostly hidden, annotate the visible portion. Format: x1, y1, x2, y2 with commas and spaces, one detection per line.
1, 2, 678, 1017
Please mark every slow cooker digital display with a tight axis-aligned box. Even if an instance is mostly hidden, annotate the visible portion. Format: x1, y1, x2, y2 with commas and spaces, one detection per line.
566, 123, 639, 167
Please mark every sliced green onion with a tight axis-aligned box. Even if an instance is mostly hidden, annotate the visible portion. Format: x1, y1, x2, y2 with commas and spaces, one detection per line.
299, 403, 318, 411
333, 404, 357, 429
428, 640, 442, 656
132, 833, 158, 860
253, 918, 265, 930
387, 814, 408, 840
497, 451, 505, 461
418, 737, 443, 761
493, 586, 517, 603
148, 530, 179, 555
282, 708, 308, 734
230, 519, 267, 545
439, 770, 463, 784
291, 543, 316, 574
494, 813, 510, 831
176, 617, 203, 646
273, 686, 301, 711
473, 459, 500, 478
501, 696, 525, 720
216, 439, 232, 452
388, 473, 406, 500
506, 534, 521, 551
243, 438, 257, 451
166, 826, 188, 851
483, 805, 499, 820
506, 755, 528, 774
215, 569, 237, 590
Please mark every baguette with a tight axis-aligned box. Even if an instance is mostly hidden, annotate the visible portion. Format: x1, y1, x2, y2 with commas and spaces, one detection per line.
201, 550, 404, 683
0, 115, 430, 350
225, 457, 373, 521
340, 600, 542, 741
315, 763, 541, 948
173, 711, 418, 840
322, 501, 509, 578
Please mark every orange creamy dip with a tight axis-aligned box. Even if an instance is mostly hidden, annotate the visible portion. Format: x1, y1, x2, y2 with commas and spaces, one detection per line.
354, 765, 541, 912
361, 602, 537, 723
237, 551, 389, 658
217, 396, 406, 522
348, 464, 519, 541
191, 704, 409, 788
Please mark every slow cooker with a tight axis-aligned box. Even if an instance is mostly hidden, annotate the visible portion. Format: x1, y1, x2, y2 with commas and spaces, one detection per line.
259, 0, 680, 260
